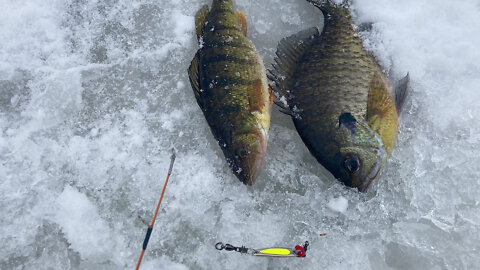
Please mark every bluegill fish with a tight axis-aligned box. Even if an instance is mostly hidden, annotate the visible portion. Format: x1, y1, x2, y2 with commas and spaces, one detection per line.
268, 0, 409, 191
188, 0, 272, 185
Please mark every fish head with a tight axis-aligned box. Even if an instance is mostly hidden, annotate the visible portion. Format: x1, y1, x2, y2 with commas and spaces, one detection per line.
225, 130, 266, 185
334, 146, 386, 192
331, 113, 387, 192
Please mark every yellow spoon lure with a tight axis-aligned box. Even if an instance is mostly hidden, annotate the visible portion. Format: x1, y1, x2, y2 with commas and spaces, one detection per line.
215, 241, 309, 258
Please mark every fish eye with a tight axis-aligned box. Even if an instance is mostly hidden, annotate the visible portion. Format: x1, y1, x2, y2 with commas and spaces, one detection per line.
235, 148, 247, 159
343, 155, 360, 174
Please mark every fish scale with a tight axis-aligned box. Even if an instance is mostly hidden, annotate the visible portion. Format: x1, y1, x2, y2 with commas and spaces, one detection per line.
294, 10, 375, 126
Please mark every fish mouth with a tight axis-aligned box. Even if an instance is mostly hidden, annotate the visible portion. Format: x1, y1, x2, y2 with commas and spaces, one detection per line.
357, 149, 386, 192
228, 135, 266, 185
232, 146, 266, 185
357, 163, 382, 192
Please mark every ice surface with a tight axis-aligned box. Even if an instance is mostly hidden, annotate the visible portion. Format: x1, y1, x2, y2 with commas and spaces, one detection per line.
1, 0, 480, 269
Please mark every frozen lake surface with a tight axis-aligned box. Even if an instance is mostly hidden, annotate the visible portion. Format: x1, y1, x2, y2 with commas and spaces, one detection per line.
1, 0, 480, 269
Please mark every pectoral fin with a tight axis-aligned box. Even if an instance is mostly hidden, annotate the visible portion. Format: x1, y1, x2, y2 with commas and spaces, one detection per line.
195, 5, 209, 39
357, 22, 374, 32
393, 73, 410, 114
188, 51, 204, 110
366, 72, 398, 156
235, 10, 247, 36
248, 79, 266, 113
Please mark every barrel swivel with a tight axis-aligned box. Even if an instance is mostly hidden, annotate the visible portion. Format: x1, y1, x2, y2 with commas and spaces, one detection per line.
215, 242, 249, 254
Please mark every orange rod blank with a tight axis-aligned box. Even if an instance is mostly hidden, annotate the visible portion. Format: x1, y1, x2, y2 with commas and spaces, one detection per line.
135, 149, 176, 270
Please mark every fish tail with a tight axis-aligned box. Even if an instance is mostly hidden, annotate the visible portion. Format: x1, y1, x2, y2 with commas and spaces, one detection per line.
211, 0, 234, 12
208, 0, 240, 33
305, 0, 350, 15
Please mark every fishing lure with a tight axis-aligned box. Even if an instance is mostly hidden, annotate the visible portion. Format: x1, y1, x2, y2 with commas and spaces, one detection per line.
215, 241, 309, 257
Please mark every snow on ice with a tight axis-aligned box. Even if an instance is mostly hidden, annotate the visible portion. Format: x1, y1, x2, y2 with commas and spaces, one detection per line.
1, 0, 480, 269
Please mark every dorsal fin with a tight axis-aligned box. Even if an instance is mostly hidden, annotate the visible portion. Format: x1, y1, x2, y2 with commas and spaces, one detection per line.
268, 27, 319, 112
235, 10, 247, 36
393, 73, 410, 114
195, 5, 209, 39
188, 51, 204, 109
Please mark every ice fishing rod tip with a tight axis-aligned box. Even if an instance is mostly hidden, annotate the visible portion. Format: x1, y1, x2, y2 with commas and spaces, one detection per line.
168, 149, 176, 174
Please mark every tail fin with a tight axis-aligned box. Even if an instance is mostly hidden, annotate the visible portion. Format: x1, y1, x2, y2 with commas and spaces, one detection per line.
305, 0, 349, 15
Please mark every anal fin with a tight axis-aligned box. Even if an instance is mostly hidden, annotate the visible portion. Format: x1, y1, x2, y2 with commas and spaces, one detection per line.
188, 51, 204, 109
235, 10, 247, 36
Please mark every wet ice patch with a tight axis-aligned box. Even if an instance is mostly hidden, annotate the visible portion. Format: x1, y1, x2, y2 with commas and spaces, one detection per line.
27, 69, 83, 128
254, 20, 271, 34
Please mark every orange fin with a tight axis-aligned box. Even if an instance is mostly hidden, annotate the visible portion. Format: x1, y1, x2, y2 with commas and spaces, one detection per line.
248, 79, 266, 113
235, 10, 247, 36
268, 85, 274, 105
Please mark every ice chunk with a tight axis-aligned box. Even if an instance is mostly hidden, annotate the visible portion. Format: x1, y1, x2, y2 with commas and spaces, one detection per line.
327, 196, 349, 213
